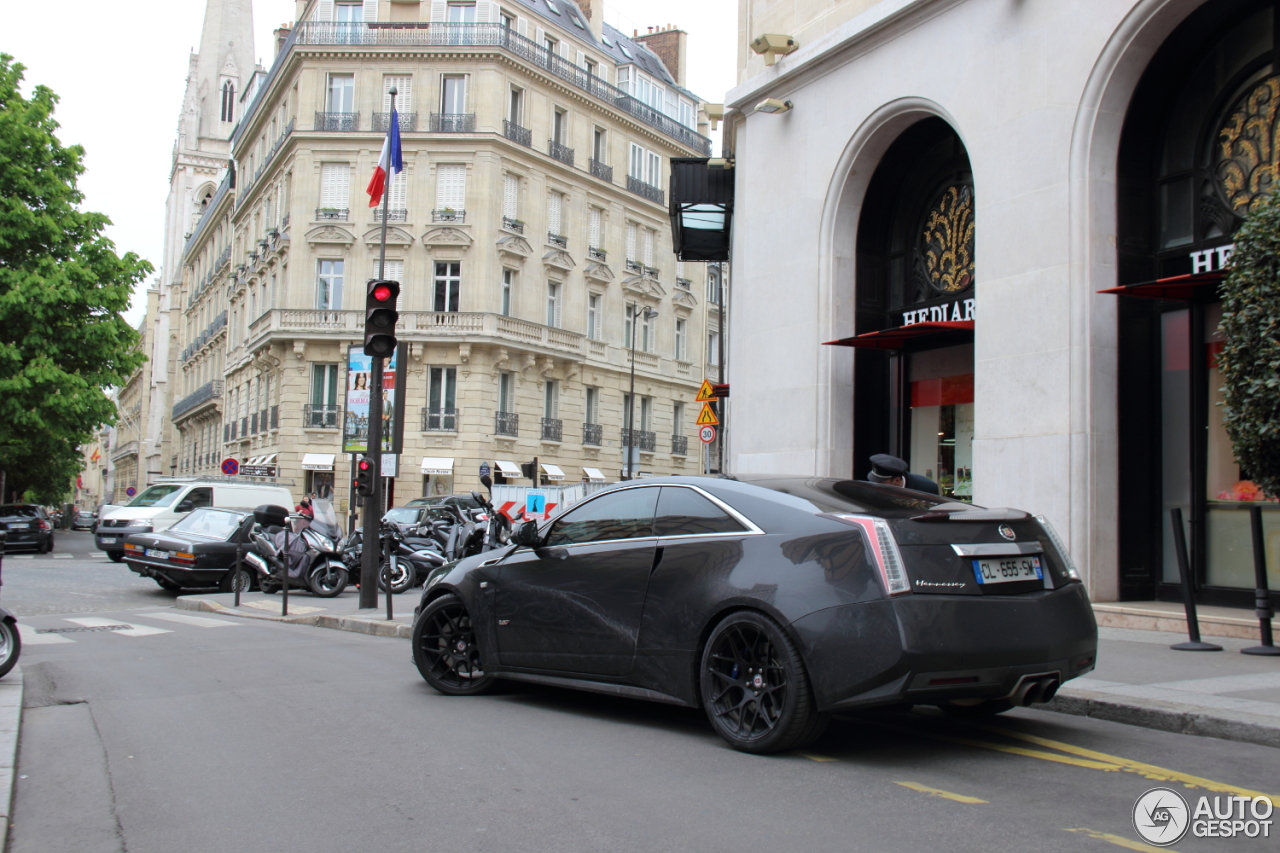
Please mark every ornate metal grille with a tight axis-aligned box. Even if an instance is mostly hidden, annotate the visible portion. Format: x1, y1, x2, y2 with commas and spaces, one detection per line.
373, 111, 418, 132
590, 158, 613, 183
583, 423, 603, 446
920, 184, 975, 294
549, 139, 575, 166
495, 411, 519, 437
504, 120, 532, 147
431, 113, 475, 132
1216, 75, 1280, 217
315, 111, 359, 131
541, 417, 563, 441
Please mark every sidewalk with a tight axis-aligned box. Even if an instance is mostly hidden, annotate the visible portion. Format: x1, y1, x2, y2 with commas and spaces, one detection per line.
176, 590, 1280, 749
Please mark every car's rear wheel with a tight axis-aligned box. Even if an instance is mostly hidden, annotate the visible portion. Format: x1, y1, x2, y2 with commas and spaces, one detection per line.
107, 551, 124, 563
939, 698, 1014, 718
700, 611, 828, 754
219, 566, 254, 594
412, 594, 497, 695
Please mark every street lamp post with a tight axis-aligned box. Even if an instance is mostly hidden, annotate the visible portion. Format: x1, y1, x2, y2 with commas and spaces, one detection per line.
626, 303, 658, 480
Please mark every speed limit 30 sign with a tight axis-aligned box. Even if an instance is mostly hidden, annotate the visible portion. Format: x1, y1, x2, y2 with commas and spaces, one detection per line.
699, 425, 717, 443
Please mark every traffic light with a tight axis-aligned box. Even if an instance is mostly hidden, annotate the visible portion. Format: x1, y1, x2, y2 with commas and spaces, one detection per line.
355, 455, 374, 496
520, 457, 540, 486
363, 278, 400, 357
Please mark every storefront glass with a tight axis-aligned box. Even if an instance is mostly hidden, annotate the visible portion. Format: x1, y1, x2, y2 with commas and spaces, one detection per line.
907, 345, 974, 500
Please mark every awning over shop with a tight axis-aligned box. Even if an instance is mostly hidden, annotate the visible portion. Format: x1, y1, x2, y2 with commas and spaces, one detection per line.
420, 457, 455, 476
301, 453, 335, 471
495, 460, 523, 477
823, 321, 975, 351
541, 463, 566, 481
583, 467, 606, 482
1096, 271, 1224, 302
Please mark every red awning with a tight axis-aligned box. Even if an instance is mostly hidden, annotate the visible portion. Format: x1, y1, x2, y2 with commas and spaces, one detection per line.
823, 321, 975, 351
1097, 271, 1224, 302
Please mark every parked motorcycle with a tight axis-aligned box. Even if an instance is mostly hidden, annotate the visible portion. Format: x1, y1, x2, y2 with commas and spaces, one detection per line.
342, 524, 429, 594
247, 502, 348, 597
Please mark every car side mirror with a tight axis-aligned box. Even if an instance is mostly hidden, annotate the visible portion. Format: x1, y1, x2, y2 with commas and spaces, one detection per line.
176, 501, 194, 513
512, 520, 541, 548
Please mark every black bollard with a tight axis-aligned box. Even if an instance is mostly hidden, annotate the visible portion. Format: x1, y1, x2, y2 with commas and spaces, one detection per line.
282, 526, 290, 618
1170, 507, 1222, 651
1242, 505, 1280, 656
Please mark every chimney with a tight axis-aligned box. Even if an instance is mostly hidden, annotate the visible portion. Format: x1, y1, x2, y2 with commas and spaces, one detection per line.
274, 24, 292, 59
572, 0, 604, 42
632, 26, 688, 87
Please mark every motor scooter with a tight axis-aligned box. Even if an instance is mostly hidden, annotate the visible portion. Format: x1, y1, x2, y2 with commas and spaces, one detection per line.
247, 502, 348, 597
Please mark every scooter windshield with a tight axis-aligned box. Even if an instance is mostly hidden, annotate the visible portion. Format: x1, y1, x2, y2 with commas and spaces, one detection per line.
310, 499, 341, 541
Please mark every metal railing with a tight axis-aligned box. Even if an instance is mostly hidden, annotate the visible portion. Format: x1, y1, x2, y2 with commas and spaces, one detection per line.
430, 113, 475, 132
315, 111, 359, 131
644, 266, 660, 278
622, 428, 657, 452
549, 139, 574, 166
627, 176, 665, 205
541, 417, 563, 442
548, 233, 567, 248
422, 407, 457, 431
433, 209, 465, 222
588, 246, 607, 261
502, 217, 525, 233
625, 259, 643, 274
373, 111, 418, 131
315, 208, 349, 221
671, 435, 689, 456
589, 158, 613, 183
583, 423, 603, 446
172, 380, 223, 420
373, 208, 408, 221
304, 404, 340, 429
495, 411, 519, 437
504, 119, 532, 147
239, 117, 295, 203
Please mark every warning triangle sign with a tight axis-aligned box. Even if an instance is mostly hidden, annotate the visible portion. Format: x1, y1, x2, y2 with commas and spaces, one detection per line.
696, 403, 719, 426
695, 379, 716, 402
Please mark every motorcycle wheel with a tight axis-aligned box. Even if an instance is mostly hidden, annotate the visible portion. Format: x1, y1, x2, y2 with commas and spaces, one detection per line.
0, 620, 20, 679
308, 564, 348, 598
378, 558, 416, 594
260, 580, 279, 594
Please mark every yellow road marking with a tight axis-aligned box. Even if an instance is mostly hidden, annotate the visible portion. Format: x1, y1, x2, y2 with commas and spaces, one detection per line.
1064, 827, 1179, 852
981, 724, 1279, 801
895, 781, 987, 804
795, 752, 839, 762
876, 723, 1125, 771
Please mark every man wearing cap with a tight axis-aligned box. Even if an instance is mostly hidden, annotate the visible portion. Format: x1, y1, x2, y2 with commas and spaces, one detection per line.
868, 453, 941, 495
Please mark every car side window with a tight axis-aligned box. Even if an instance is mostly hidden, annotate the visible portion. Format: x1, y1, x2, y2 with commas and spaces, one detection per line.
654, 487, 747, 537
186, 488, 214, 509
543, 487, 659, 546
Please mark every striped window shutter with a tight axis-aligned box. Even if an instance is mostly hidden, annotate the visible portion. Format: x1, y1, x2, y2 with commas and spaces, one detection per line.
389, 170, 407, 210
363, 0, 379, 21
517, 17, 529, 38
436, 165, 466, 210
430, 0, 447, 21
384, 76, 412, 112
589, 207, 601, 248
536, 27, 545, 47
317, 0, 334, 21
375, 259, 405, 309
577, 50, 586, 69
503, 174, 518, 218
626, 222, 637, 261
547, 192, 562, 236
644, 228, 654, 266
320, 163, 350, 208
476, 0, 499, 23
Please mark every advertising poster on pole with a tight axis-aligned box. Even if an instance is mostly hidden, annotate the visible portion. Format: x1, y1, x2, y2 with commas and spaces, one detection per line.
342, 344, 406, 454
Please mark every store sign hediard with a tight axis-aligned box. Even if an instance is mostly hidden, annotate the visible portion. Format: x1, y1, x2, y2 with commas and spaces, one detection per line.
1190, 244, 1233, 274
900, 296, 975, 327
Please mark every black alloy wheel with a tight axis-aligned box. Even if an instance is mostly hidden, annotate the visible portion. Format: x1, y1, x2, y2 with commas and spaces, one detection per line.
219, 566, 255, 594
108, 551, 124, 563
700, 611, 828, 754
307, 564, 348, 598
0, 620, 20, 679
412, 594, 497, 695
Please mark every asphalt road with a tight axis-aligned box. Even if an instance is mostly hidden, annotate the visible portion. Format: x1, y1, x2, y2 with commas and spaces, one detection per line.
6, 544, 1279, 853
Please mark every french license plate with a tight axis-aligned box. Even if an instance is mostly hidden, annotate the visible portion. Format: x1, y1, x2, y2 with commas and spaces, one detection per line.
101, 537, 117, 544
144, 548, 170, 559
7, 523, 28, 530
972, 556, 1043, 585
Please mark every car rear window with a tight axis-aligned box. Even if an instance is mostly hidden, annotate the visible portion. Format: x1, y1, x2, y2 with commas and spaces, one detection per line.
0, 506, 40, 518
747, 478, 960, 514
169, 509, 245, 540
654, 487, 746, 537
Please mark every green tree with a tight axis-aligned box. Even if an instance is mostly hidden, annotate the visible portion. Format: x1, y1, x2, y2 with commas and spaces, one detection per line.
0, 54, 150, 505
1219, 191, 1280, 499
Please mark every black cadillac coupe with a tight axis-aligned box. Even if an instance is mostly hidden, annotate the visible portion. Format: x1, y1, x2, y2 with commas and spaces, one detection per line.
410, 476, 1098, 753
122, 508, 255, 592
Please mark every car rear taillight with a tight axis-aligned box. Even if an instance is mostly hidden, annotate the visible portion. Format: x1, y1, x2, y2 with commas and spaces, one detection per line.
124, 542, 142, 553
1034, 515, 1081, 581
822, 514, 911, 596
171, 552, 196, 566
37, 520, 50, 531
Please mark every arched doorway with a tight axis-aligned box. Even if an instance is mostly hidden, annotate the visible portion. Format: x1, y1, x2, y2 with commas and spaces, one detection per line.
849, 118, 976, 498
1116, 0, 1280, 605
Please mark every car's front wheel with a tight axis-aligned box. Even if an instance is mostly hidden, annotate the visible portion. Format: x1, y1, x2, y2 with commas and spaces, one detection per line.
700, 611, 828, 754
412, 594, 497, 696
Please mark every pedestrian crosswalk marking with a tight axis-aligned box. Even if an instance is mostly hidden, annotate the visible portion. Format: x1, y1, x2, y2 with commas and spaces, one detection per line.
17, 624, 74, 645
66, 617, 171, 637
51, 554, 73, 559
143, 611, 240, 628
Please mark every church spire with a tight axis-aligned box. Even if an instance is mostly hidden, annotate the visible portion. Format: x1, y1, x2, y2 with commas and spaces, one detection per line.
188, 0, 256, 147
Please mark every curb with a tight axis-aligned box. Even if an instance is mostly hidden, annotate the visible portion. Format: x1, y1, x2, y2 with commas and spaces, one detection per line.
175, 596, 412, 637
1042, 688, 1280, 750
0, 669, 24, 853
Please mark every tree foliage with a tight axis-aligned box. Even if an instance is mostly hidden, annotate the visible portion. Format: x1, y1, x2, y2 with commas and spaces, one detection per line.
1219, 191, 1280, 500
0, 54, 150, 505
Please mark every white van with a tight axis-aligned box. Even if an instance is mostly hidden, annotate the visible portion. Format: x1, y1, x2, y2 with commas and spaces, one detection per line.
95, 481, 294, 562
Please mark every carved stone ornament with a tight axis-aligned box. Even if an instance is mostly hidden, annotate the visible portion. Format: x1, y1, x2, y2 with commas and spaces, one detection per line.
539, 356, 555, 379
542, 249, 576, 271
422, 227, 474, 249
362, 226, 414, 246
305, 225, 356, 246
491, 347, 511, 377
521, 352, 538, 377
623, 276, 666, 300
584, 262, 614, 283
496, 234, 533, 262
673, 289, 698, 309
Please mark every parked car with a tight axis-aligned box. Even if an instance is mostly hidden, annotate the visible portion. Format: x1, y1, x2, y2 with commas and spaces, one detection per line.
409, 475, 1098, 754
122, 507, 259, 592
71, 510, 97, 531
98, 482, 293, 562
0, 505, 55, 553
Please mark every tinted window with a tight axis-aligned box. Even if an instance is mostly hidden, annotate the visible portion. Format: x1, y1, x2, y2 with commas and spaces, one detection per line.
0, 506, 39, 518
127, 485, 184, 508
544, 487, 658, 546
169, 509, 245, 540
186, 488, 213, 509
654, 487, 746, 537
747, 478, 966, 514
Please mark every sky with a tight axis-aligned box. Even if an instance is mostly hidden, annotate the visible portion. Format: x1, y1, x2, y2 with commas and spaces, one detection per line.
2, 0, 737, 325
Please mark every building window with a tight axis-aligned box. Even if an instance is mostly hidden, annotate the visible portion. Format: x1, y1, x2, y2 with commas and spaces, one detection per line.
383, 75, 413, 113
708, 331, 720, 366
707, 266, 722, 303
675, 318, 687, 360
434, 262, 461, 312
640, 396, 652, 431
441, 75, 467, 114
673, 402, 684, 434
641, 307, 655, 352
587, 293, 601, 340
547, 191, 563, 237
508, 87, 523, 124
546, 281, 562, 328
553, 108, 567, 145
644, 228, 655, 266
626, 221, 638, 262
436, 164, 466, 214
327, 74, 354, 113
310, 364, 339, 428
317, 260, 344, 310
447, 2, 477, 22
625, 303, 635, 347
544, 379, 559, 418
373, 259, 405, 310
593, 128, 607, 162
501, 269, 515, 316
220, 80, 235, 122
503, 173, 519, 219
498, 371, 514, 412
589, 206, 602, 250
428, 367, 457, 430
320, 163, 350, 213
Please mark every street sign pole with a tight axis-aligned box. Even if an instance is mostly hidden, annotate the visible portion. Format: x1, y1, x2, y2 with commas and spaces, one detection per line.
716, 260, 726, 474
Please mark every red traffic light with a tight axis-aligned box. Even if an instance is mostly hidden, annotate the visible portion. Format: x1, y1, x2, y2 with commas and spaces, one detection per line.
358, 459, 372, 472
373, 284, 393, 302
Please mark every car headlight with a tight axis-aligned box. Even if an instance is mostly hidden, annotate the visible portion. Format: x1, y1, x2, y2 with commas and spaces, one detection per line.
1035, 515, 1081, 581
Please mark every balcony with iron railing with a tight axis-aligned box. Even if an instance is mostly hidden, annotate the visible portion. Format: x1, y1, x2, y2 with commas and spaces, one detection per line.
548, 139, 574, 166
621, 428, 657, 453
582, 423, 603, 446
315, 111, 359, 131
625, 259, 643, 274
422, 407, 457, 431
172, 380, 223, 420
304, 404, 340, 429
644, 266, 660, 278
547, 233, 567, 248
588, 246, 607, 262
431, 113, 475, 132
373, 208, 408, 221
589, 158, 613, 183
373, 111, 418, 132
433, 209, 465, 223
540, 417, 563, 442
627, 176, 665, 205
672, 435, 689, 456
315, 208, 349, 221
677, 278, 692, 290
495, 411, 519, 437
502, 216, 525, 233
504, 119, 532, 147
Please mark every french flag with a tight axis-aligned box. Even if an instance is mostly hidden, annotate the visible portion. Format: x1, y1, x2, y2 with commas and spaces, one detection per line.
366, 108, 403, 207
